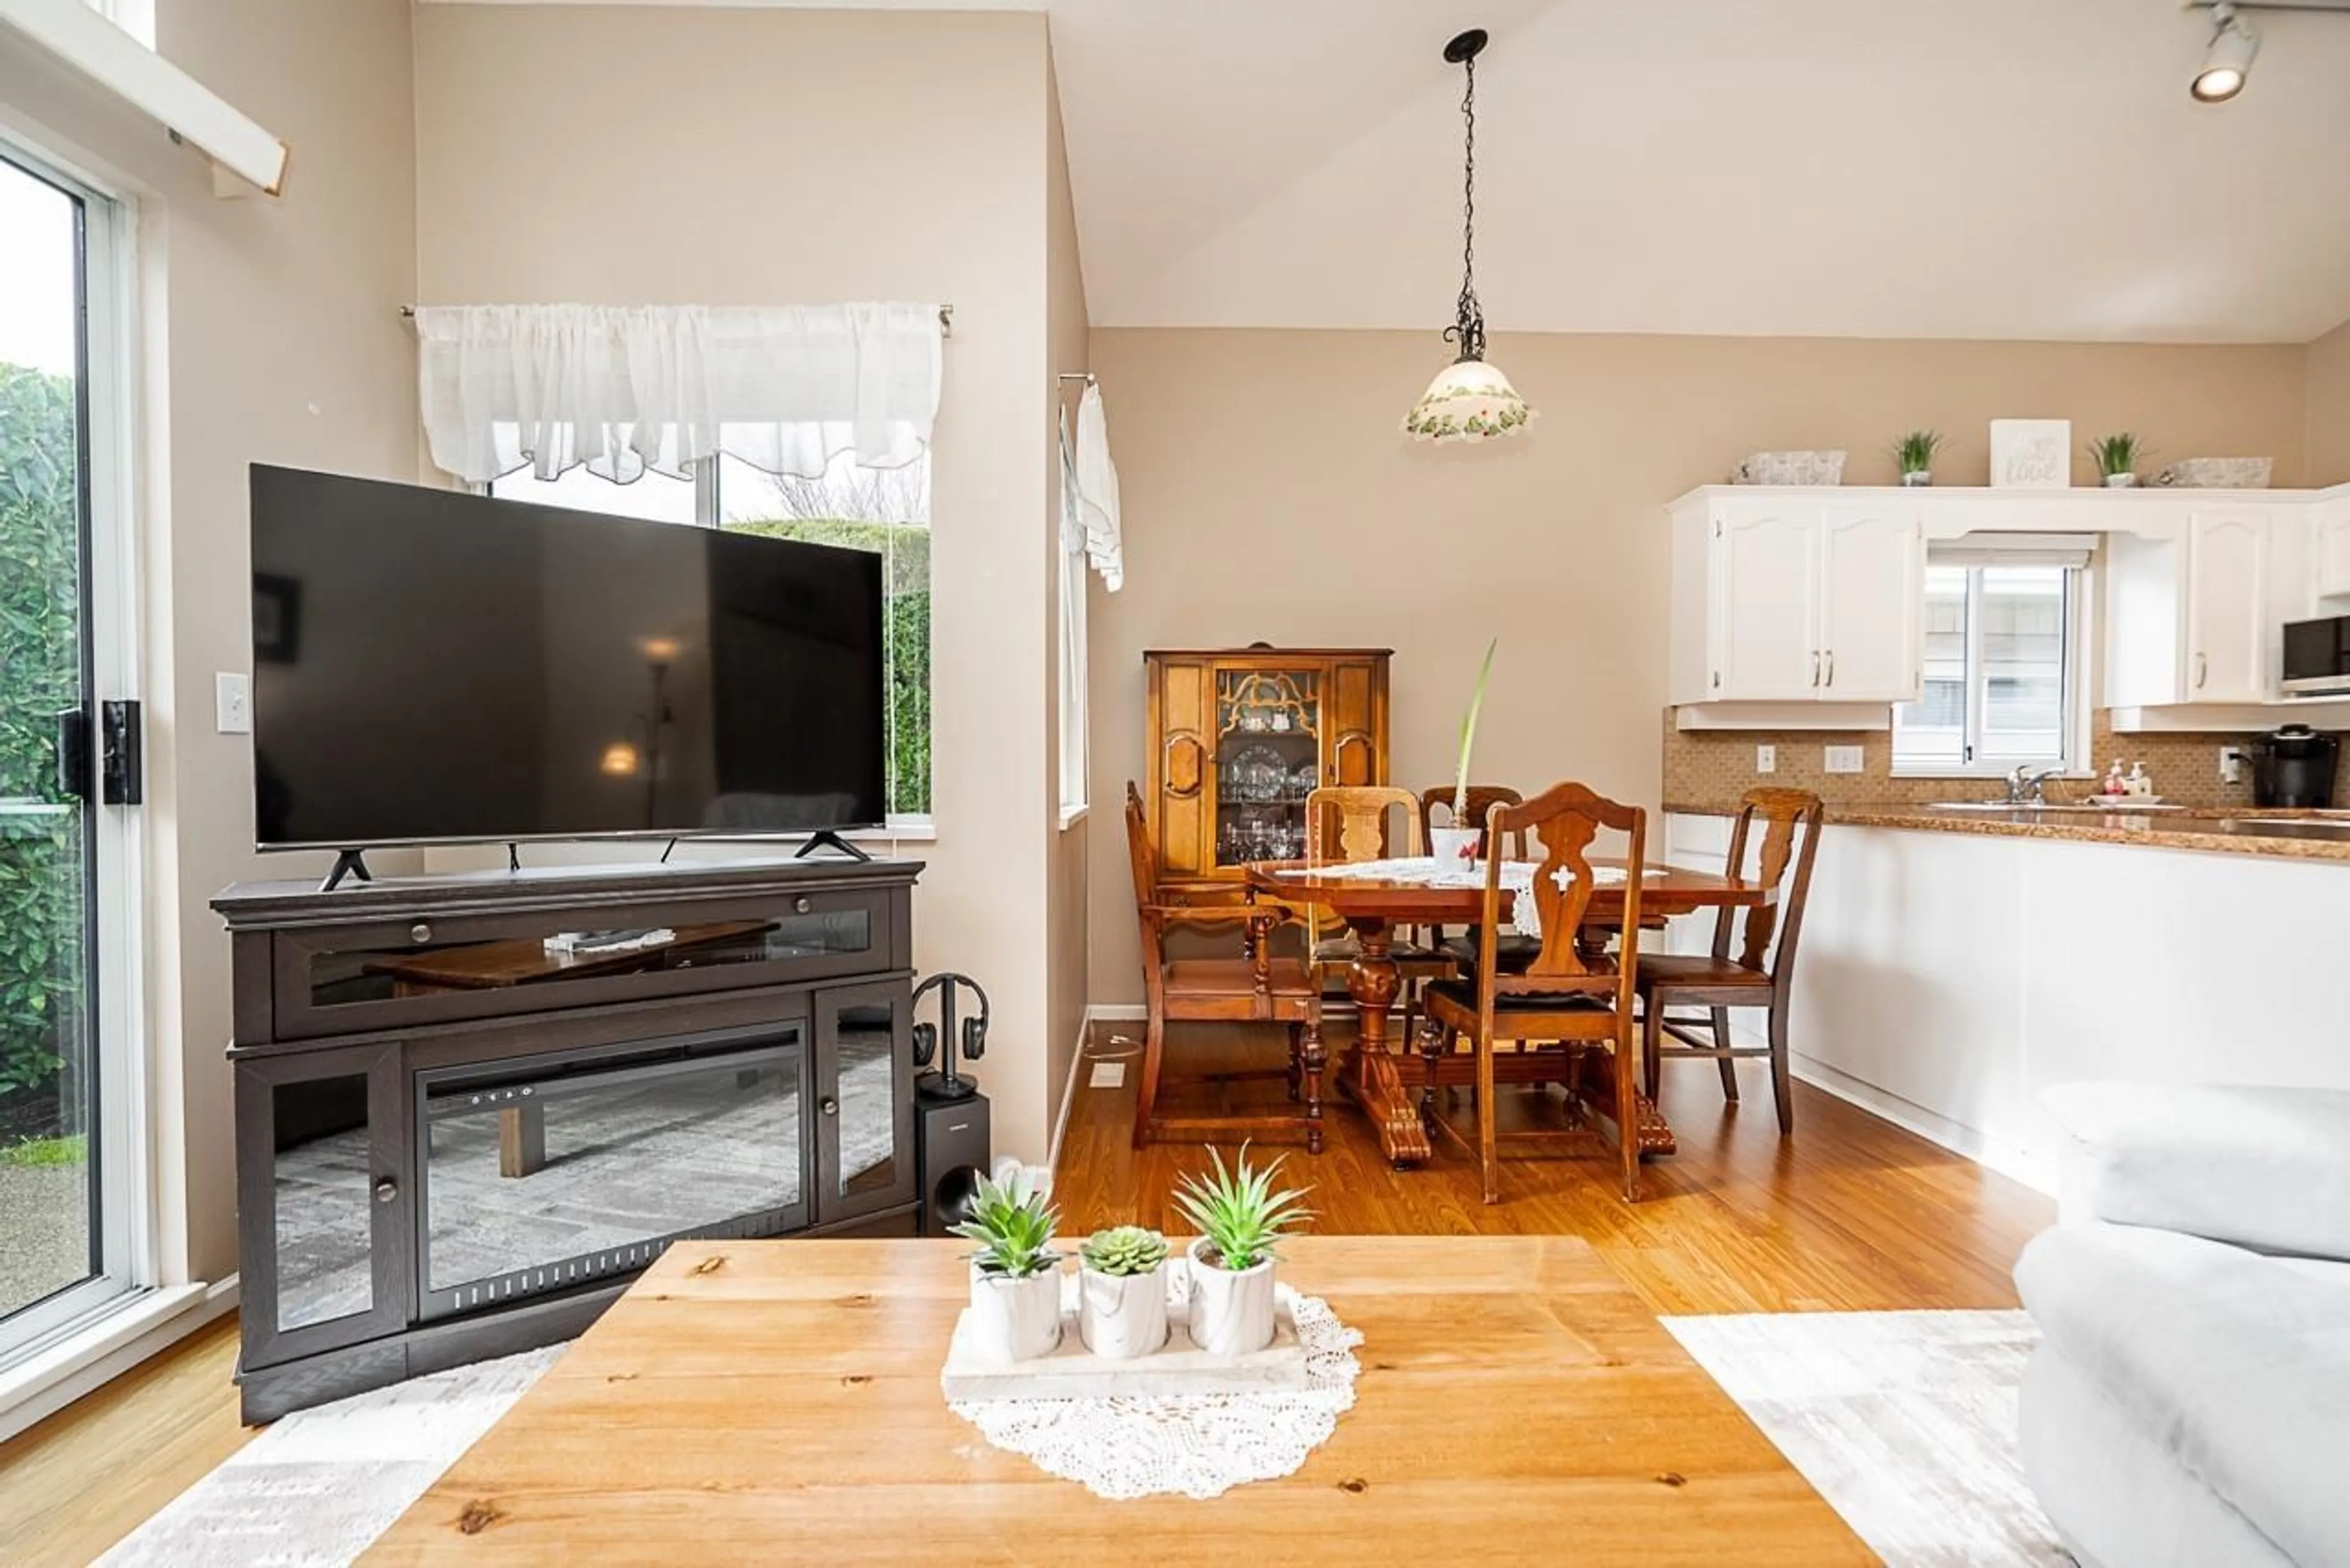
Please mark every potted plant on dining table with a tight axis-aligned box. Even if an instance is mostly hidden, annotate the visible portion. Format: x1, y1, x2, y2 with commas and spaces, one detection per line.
1078, 1225, 1171, 1359
1430, 637, 1499, 870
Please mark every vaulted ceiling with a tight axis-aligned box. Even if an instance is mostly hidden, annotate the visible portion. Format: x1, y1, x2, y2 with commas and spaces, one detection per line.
1046, 0, 2350, 342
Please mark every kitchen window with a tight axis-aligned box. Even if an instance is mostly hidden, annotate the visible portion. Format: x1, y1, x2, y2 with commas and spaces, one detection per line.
1893, 540, 2090, 776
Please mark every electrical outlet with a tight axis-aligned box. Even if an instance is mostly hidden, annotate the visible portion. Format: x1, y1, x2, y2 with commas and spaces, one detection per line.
1755, 744, 1777, 775
2219, 746, 2247, 785
1823, 745, 1865, 775
214, 672, 251, 734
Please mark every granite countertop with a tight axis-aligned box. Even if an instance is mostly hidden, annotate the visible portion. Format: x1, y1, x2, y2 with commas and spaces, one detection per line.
1663, 801, 2350, 865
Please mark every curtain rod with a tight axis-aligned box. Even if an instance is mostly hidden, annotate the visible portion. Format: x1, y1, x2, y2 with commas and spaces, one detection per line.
1058, 371, 1095, 385
397, 304, 956, 337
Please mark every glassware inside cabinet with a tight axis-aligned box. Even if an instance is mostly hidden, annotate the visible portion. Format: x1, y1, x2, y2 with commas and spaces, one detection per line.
1214, 669, 1321, 867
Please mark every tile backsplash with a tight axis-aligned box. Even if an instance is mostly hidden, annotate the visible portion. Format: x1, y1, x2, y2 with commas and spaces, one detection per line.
1660, 711, 2341, 812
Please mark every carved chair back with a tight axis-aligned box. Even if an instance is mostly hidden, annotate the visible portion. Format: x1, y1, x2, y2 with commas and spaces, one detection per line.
1712, 787, 1824, 991
1475, 782, 1647, 1021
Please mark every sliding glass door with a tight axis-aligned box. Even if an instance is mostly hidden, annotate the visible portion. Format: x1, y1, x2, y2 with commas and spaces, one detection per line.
0, 140, 141, 1361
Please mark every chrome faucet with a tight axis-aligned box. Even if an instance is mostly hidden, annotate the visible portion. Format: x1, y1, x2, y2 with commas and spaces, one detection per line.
2004, 766, 2065, 805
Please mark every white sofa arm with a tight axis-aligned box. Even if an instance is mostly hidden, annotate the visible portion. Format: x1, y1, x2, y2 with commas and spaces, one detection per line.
2043, 1082, 2350, 1261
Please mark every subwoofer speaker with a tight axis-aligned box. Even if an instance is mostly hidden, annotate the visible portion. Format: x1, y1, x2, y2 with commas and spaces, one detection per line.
917, 1091, 991, 1236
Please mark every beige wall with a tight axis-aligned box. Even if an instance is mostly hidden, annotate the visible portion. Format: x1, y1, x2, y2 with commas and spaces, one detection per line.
1084, 328, 2312, 1003
0, 0, 419, 1281
2310, 316, 2350, 488
411, 4, 1065, 1160
1043, 47, 1091, 1144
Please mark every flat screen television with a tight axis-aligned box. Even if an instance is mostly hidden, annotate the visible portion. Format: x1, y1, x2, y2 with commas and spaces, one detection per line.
248, 465, 887, 850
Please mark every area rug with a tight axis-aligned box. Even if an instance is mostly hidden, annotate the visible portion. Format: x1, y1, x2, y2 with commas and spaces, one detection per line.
102, 1310, 2062, 1566
1662, 1309, 2070, 1567
95, 1345, 563, 1567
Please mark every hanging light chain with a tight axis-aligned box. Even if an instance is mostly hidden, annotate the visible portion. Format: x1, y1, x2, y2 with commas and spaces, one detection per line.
1445, 50, 1488, 363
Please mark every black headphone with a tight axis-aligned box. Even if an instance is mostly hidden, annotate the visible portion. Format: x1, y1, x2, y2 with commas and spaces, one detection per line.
911, 972, 989, 1098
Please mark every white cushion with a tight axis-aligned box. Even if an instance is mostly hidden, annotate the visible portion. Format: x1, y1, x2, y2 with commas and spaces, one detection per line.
2041, 1081, 2350, 1260
2016, 1222, 2350, 1568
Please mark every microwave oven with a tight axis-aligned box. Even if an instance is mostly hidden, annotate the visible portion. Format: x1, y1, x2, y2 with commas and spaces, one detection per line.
2281, 614, 2350, 697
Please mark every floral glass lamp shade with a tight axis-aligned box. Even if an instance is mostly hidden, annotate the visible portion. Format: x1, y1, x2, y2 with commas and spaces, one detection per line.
1406, 357, 1533, 443
1403, 28, 1534, 445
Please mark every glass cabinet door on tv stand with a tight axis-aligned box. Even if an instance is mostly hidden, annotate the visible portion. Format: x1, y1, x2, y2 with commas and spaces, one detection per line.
1141, 646, 1392, 900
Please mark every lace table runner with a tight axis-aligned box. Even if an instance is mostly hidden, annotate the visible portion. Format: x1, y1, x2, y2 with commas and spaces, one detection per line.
944, 1263, 1363, 1501
1272, 856, 1659, 940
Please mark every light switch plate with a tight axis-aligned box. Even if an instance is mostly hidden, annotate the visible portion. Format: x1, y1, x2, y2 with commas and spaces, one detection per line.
215, 671, 251, 734
1823, 745, 1865, 775
1755, 744, 1777, 775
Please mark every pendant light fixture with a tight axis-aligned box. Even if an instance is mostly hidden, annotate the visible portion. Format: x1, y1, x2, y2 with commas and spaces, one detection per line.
1404, 27, 1534, 444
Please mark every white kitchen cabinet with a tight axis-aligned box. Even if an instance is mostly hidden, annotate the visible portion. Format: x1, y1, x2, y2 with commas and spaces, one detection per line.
2317, 500, 2350, 603
1670, 496, 1920, 704
1817, 506, 1923, 700
1713, 504, 1819, 699
2185, 511, 2269, 701
2106, 509, 2277, 707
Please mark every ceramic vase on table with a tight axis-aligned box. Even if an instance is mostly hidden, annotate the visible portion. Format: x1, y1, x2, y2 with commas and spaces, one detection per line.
1078, 1263, 1169, 1359
1901, 469, 1933, 487
2104, 472, 2138, 488
1186, 1239, 1277, 1355
969, 1264, 1062, 1361
1429, 826, 1482, 872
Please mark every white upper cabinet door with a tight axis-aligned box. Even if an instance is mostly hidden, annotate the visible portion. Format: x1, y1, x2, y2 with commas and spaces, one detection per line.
1712, 504, 1820, 700
2185, 511, 2270, 702
1816, 507, 1923, 701
2316, 502, 2350, 602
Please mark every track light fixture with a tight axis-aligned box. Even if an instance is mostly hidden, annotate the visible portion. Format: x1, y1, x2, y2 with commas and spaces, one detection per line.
2191, 1, 2261, 102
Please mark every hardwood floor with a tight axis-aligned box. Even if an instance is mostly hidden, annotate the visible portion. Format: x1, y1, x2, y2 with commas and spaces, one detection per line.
1058, 1019, 2051, 1315
0, 1017, 2051, 1564
0, 1313, 248, 1567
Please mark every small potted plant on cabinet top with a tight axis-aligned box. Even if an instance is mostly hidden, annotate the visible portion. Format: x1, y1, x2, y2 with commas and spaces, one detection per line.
1076, 1226, 1171, 1359
2091, 432, 2147, 488
952, 1171, 1064, 1362
1174, 1145, 1312, 1356
1893, 429, 1941, 487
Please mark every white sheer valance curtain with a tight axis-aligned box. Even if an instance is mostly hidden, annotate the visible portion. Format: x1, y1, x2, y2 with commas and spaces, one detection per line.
414, 302, 943, 486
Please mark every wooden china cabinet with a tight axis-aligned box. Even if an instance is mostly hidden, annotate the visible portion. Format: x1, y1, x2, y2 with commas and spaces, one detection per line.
1143, 646, 1393, 903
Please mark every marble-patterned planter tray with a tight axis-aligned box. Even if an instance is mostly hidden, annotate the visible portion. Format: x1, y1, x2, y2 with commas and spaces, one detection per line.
941, 1299, 1309, 1401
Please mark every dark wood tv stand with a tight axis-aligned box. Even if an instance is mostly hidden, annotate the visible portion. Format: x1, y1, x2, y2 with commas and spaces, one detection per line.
214, 854, 922, 1422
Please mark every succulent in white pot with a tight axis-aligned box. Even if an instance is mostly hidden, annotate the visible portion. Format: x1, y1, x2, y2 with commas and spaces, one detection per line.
1173, 1145, 1312, 1357
1077, 1226, 1171, 1359
1431, 638, 1499, 869
951, 1171, 1063, 1362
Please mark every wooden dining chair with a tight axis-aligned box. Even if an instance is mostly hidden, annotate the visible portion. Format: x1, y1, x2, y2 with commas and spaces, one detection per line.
1416, 784, 1535, 971
1124, 783, 1326, 1153
1635, 787, 1823, 1134
1302, 786, 1454, 1039
1422, 783, 1651, 1203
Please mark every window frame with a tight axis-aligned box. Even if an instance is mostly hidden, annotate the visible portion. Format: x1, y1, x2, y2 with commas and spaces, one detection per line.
0, 131, 154, 1373
1891, 558, 2091, 780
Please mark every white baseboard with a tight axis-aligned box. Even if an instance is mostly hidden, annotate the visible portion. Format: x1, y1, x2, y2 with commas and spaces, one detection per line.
1084, 1002, 1147, 1021
0, 1274, 239, 1443
1789, 1053, 2058, 1197
1045, 1010, 1094, 1183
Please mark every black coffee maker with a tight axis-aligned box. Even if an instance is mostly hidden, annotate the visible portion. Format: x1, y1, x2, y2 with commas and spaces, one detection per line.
2249, 725, 2340, 808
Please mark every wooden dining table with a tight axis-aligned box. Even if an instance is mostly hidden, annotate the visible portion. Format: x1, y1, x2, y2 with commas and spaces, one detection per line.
1245, 857, 1774, 1168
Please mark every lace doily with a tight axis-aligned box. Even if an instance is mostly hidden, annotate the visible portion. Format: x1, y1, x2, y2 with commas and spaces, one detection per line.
945, 1263, 1363, 1500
